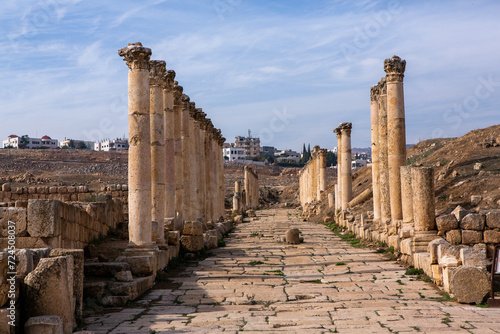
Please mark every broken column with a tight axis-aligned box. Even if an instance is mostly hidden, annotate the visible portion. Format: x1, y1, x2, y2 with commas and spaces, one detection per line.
118, 42, 153, 248
149, 60, 166, 244
163, 70, 176, 223
385, 55, 406, 221
339, 122, 352, 210
370, 84, 381, 221
377, 77, 391, 225
411, 167, 435, 231
400, 166, 413, 223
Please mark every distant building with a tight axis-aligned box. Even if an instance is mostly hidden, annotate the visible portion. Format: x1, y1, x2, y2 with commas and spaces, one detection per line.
59, 138, 94, 149
276, 156, 300, 163
352, 159, 367, 169
275, 149, 300, 158
223, 146, 246, 162
3, 135, 58, 149
260, 146, 275, 156
94, 138, 129, 151
234, 130, 260, 157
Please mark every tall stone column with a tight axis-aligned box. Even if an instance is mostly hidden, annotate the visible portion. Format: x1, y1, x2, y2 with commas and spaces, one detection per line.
328, 193, 334, 208
195, 110, 207, 220
385, 55, 407, 221
172, 84, 184, 222
219, 134, 226, 216
118, 42, 153, 248
233, 181, 241, 214
334, 128, 342, 211
377, 78, 391, 224
188, 102, 200, 220
211, 131, 219, 218
370, 85, 381, 221
400, 166, 413, 223
180, 94, 192, 220
149, 60, 166, 244
318, 148, 327, 200
334, 185, 339, 212
163, 70, 176, 221
204, 120, 214, 220
244, 166, 251, 209
411, 167, 435, 231
339, 122, 352, 210
310, 146, 318, 202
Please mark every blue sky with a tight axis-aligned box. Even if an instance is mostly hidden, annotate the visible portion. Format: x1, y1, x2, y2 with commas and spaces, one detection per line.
1, 0, 499, 151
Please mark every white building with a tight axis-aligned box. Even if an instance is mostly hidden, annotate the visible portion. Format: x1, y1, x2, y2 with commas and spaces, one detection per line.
59, 138, 94, 149
352, 159, 367, 169
276, 155, 300, 163
223, 147, 246, 161
94, 139, 129, 151
3, 135, 58, 149
275, 149, 301, 159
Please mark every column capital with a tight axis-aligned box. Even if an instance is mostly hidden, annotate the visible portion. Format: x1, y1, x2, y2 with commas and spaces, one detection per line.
118, 42, 152, 70
384, 55, 406, 82
149, 60, 166, 86
319, 148, 327, 157
162, 69, 176, 90
370, 85, 380, 101
339, 122, 352, 136
378, 77, 387, 95
333, 128, 341, 138
181, 94, 190, 108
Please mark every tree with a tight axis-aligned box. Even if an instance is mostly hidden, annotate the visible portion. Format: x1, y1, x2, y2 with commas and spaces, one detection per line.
69, 139, 76, 148
77, 141, 87, 149
326, 151, 337, 166
19, 135, 29, 149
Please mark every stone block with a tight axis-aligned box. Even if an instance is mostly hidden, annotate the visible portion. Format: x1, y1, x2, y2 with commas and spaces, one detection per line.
182, 221, 203, 236
181, 235, 204, 252
108, 276, 154, 300
285, 228, 301, 244
427, 238, 449, 264
24, 256, 74, 334
24, 315, 64, 334
446, 229, 462, 245
0, 252, 8, 308
484, 230, 500, 244
460, 247, 487, 270
400, 238, 413, 256
451, 205, 469, 222
115, 256, 154, 277
470, 195, 482, 206
168, 231, 180, 246
387, 235, 400, 251
204, 231, 218, 249
27, 200, 61, 237
442, 266, 457, 293
0, 207, 28, 236
461, 230, 483, 244
435, 214, 458, 232
115, 270, 133, 282
0, 308, 16, 333
485, 210, 500, 229
460, 213, 485, 231
431, 264, 443, 285
49, 249, 84, 322
439, 255, 459, 268
449, 265, 490, 304
14, 248, 34, 276
234, 215, 243, 224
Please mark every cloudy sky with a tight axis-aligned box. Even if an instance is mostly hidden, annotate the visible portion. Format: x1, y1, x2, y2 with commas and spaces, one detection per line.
1, 0, 499, 151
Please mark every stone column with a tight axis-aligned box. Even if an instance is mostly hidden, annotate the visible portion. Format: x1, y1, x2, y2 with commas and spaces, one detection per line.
385, 55, 407, 221
328, 192, 334, 208
334, 128, 342, 211
149, 60, 166, 244
188, 102, 200, 220
233, 181, 241, 214
163, 70, 176, 221
334, 185, 339, 212
377, 78, 391, 224
318, 148, 327, 201
310, 146, 318, 202
204, 120, 214, 220
118, 42, 153, 248
370, 84, 381, 221
411, 167, 435, 231
217, 131, 225, 219
180, 94, 192, 220
173, 83, 184, 222
339, 122, 352, 210
400, 166, 413, 223
195, 110, 207, 221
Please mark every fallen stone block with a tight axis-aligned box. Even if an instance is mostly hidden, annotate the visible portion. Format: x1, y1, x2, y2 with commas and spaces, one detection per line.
181, 235, 204, 252
182, 221, 203, 236
168, 230, 180, 246
234, 215, 243, 224
435, 214, 458, 232
84, 262, 131, 277
449, 265, 490, 304
460, 213, 485, 231
115, 255, 154, 277
285, 228, 301, 244
451, 205, 469, 222
460, 247, 487, 270
108, 276, 154, 300
427, 238, 449, 264
115, 270, 133, 282
442, 266, 458, 293
24, 315, 63, 334
24, 256, 74, 334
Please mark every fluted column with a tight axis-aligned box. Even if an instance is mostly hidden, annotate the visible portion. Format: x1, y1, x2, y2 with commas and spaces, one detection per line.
385, 55, 407, 221
411, 167, 435, 231
339, 122, 352, 210
334, 128, 342, 211
163, 70, 176, 221
149, 60, 166, 244
118, 42, 153, 248
172, 83, 184, 222
378, 78, 391, 224
370, 85, 381, 221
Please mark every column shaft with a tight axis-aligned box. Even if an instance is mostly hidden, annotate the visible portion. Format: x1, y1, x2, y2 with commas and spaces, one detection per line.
378, 78, 391, 223
411, 167, 435, 231
340, 123, 352, 210
400, 165, 413, 223
163, 71, 176, 220
370, 85, 381, 221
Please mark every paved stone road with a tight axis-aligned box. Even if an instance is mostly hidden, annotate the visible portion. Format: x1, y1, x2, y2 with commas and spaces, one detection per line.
83, 209, 500, 333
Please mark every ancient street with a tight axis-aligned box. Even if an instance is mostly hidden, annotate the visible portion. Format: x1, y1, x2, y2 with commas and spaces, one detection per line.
83, 209, 500, 334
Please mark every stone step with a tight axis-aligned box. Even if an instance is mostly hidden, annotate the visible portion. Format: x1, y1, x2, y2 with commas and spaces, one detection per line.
108, 276, 155, 301
84, 262, 131, 277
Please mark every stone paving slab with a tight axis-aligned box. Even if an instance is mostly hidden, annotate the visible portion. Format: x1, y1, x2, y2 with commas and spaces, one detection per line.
82, 209, 500, 333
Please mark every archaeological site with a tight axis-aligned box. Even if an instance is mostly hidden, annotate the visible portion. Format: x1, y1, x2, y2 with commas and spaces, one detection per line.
2, 25, 500, 334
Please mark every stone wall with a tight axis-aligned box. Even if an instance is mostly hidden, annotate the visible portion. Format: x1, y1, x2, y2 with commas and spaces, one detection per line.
0, 197, 124, 250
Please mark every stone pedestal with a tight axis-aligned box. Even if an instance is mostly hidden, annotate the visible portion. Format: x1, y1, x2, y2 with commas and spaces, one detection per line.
411, 167, 435, 231
149, 60, 166, 244
370, 85, 381, 220
118, 42, 153, 248
385, 55, 407, 221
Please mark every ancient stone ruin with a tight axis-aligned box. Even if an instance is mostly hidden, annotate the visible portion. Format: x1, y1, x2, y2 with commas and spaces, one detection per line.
298, 145, 326, 217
